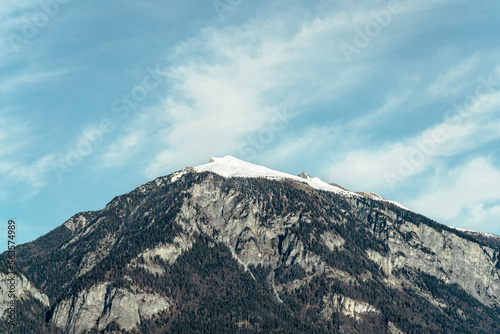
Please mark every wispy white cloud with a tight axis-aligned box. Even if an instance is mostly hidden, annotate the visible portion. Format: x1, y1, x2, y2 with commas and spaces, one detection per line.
408, 157, 500, 234
0, 68, 74, 94
349, 83, 417, 131
0, 152, 56, 199
98, 0, 480, 182
258, 126, 335, 168
101, 7, 379, 177
0, 2, 40, 18
101, 133, 141, 168
7, 153, 56, 191
0, 1, 47, 58
0, 110, 55, 198
0, 124, 28, 158
326, 81, 500, 191
425, 57, 477, 99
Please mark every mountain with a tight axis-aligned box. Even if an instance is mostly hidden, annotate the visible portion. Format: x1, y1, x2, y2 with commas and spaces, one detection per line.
1, 156, 500, 333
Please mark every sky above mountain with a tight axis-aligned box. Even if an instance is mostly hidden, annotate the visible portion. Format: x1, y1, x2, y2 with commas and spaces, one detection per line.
1, 0, 500, 244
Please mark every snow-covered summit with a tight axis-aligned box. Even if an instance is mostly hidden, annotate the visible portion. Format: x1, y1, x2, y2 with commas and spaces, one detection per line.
193, 156, 356, 196
169, 156, 410, 210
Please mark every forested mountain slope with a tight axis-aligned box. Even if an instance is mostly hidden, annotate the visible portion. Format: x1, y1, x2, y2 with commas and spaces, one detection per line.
1, 156, 499, 333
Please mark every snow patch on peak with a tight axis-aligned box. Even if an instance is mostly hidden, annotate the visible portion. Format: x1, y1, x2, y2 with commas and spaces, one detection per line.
449, 226, 500, 239
357, 192, 383, 201
194, 156, 357, 196
357, 191, 410, 211
171, 156, 410, 211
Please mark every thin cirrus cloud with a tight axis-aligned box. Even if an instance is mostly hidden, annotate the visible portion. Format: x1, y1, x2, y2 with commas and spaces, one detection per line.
0, 111, 56, 197
323, 68, 500, 234
100, 9, 376, 177
408, 157, 500, 233
327, 88, 500, 191
0, 69, 72, 94
101, 132, 142, 168
0, 1, 57, 61
100, 0, 432, 177
119, 0, 444, 173
425, 57, 478, 99
7, 154, 56, 194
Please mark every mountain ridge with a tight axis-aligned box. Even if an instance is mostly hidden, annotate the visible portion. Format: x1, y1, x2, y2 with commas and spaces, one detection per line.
1, 156, 500, 333
185, 156, 410, 210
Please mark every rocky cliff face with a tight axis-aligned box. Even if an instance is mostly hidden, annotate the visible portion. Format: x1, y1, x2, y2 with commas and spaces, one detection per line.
1, 156, 500, 333
51, 283, 171, 333
360, 210, 500, 307
0, 272, 49, 314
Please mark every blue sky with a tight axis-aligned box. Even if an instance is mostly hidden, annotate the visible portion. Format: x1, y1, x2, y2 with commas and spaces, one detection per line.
1, 0, 500, 245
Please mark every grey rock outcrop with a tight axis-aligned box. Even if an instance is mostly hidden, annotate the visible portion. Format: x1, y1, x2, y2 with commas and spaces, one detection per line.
354, 202, 500, 307
0, 272, 49, 318
321, 293, 381, 321
51, 283, 171, 334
